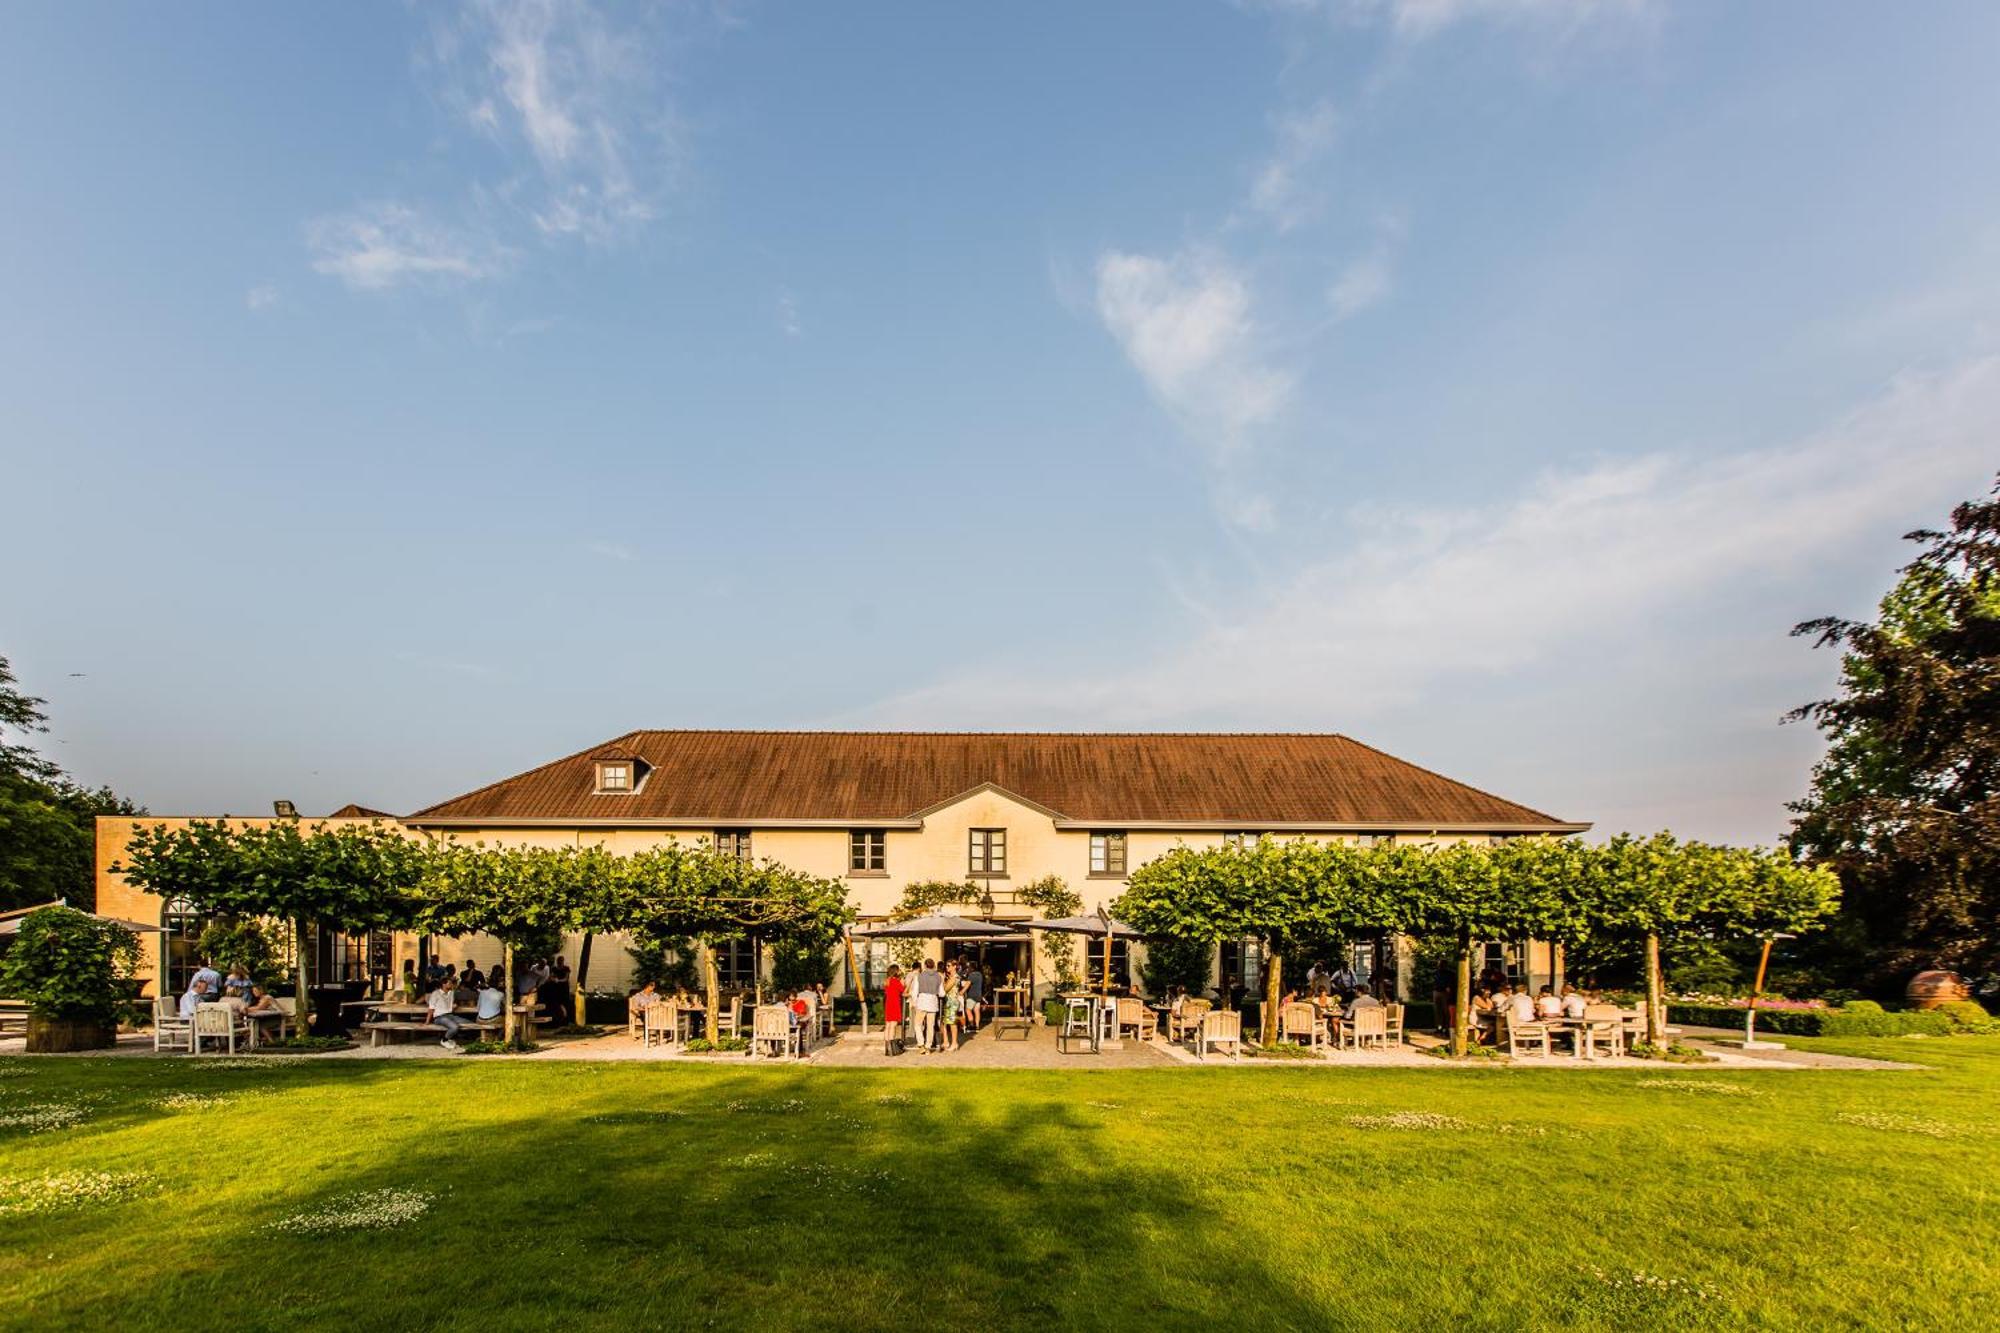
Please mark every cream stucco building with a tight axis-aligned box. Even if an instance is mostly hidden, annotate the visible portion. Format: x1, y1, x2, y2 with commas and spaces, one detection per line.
97, 730, 1588, 1007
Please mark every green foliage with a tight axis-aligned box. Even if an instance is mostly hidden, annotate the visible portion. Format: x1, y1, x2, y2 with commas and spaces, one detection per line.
625, 935, 699, 991
683, 1036, 749, 1054
195, 919, 280, 981
0, 905, 139, 1020
460, 1040, 540, 1055
119, 819, 429, 935
886, 879, 988, 967
1246, 1040, 1320, 1059
1667, 1003, 1953, 1037
770, 937, 832, 991
1018, 875, 1081, 986
0, 655, 144, 912
1937, 1000, 1998, 1033
1140, 932, 1213, 998
253, 1035, 351, 1053
1789, 477, 2000, 983
1627, 1041, 1715, 1063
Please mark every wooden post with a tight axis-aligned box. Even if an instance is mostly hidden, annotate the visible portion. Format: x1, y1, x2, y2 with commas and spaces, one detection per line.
1101, 931, 1113, 996
1451, 932, 1472, 1058
844, 932, 868, 1036
575, 931, 594, 1026
1643, 932, 1664, 1046
501, 940, 517, 1048
704, 940, 722, 1044
1745, 937, 1775, 1045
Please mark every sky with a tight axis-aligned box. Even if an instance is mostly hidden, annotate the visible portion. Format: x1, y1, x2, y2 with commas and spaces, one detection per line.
3, 1, 1997, 842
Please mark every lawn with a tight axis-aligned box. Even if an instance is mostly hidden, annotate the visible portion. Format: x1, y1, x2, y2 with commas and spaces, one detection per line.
3, 1038, 1997, 1331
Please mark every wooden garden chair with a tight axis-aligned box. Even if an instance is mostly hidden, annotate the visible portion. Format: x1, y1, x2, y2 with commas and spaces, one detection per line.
153, 995, 193, 1054
191, 1002, 250, 1055
751, 1005, 795, 1059
1581, 1004, 1627, 1058
642, 1001, 679, 1050
1278, 1001, 1327, 1050
1116, 997, 1157, 1041
1196, 1008, 1242, 1061
1172, 998, 1211, 1045
1497, 1007, 1553, 1057
1383, 1002, 1405, 1045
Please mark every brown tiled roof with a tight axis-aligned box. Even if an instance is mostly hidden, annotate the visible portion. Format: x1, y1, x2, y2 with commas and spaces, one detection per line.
406, 731, 1583, 831
328, 803, 393, 819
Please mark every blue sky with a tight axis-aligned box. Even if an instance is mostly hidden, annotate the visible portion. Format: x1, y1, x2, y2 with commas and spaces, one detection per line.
4, 1, 1997, 841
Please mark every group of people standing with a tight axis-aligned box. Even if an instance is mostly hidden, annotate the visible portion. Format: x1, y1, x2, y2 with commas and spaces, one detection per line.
881, 954, 989, 1054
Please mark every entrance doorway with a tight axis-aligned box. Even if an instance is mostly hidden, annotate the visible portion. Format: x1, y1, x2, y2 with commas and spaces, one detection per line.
942, 935, 1032, 1014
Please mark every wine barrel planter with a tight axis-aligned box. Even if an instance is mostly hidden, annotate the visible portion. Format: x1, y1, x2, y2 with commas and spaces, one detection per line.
26, 1014, 115, 1053
1907, 970, 1970, 1010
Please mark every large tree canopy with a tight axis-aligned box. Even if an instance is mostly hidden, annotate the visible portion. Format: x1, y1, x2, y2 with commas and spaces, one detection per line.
1788, 475, 2000, 986
0, 655, 143, 912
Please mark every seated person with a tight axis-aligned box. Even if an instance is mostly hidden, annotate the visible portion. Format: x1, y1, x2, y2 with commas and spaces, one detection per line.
222, 965, 254, 1000
475, 978, 505, 1023
1507, 986, 1539, 1026
1560, 985, 1588, 1019
1343, 988, 1382, 1021
461, 960, 485, 991
244, 985, 281, 1015
430, 979, 471, 1051
629, 981, 660, 1015
1535, 985, 1562, 1019
179, 976, 213, 1019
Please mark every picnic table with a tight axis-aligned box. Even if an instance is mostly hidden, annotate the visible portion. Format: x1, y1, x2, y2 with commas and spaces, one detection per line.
356, 999, 542, 1047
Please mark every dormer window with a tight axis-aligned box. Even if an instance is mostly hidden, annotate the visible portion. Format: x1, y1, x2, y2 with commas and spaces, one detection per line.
595, 761, 633, 794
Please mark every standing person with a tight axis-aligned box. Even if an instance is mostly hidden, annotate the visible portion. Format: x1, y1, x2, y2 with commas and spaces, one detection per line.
912, 958, 942, 1053
941, 964, 964, 1052
222, 965, 254, 1001
546, 955, 574, 1026
461, 959, 485, 991
1431, 958, 1454, 1036
961, 955, 985, 1032
883, 965, 906, 1054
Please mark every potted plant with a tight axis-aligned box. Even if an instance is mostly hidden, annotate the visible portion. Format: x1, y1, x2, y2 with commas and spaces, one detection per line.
0, 906, 141, 1052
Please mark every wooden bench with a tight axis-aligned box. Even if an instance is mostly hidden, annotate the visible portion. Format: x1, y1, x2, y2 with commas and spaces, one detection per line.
0, 1001, 28, 1038
360, 1019, 503, 1048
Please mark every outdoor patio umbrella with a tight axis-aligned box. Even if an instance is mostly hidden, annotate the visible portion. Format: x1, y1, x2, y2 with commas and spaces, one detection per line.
850, 914, 1018, 939
0, 905, 167, 936
1024, 909, 1144, 995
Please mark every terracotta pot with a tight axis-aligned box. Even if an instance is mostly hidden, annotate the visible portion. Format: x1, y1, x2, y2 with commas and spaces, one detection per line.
25, 1014, 115, 1053
1906, 970, 1970, 1010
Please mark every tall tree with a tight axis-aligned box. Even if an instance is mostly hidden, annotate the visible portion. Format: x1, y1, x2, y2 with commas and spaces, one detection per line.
1788, 476, 2000, 986
0, 654, 143, 912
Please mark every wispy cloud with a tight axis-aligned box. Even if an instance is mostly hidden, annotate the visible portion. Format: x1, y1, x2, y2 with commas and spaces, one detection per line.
1382, 0, 1657, 39
1328, 216, 1404, 321
307, 204, 507, 292
244, 283, 280, 312
443, 0, 685, 244
857, 355, 2000, 726
1246, 100, 1338, 232
585, 539, 636, 562
777, 288, 802, 337
1095, 249, 1293, 463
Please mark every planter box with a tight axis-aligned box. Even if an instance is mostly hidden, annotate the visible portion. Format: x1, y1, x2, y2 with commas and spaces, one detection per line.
26, 1014, 116, 1053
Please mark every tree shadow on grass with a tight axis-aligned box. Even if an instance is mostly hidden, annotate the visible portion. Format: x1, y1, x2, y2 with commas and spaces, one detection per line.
7, 1062, 1355, 1331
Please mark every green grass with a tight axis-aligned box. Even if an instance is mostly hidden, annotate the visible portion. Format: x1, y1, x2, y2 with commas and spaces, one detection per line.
3, 1037, 1998, 1331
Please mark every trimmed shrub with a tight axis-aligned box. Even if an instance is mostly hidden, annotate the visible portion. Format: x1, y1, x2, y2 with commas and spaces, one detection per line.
1666, 1003, 1953, 1037
1937, 1000, 1998, 1034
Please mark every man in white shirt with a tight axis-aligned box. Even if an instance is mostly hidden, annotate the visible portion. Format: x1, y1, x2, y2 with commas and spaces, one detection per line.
1535, 986, 1563, 1020
428, 979, 466, 1051
476, 982, 505, 1022
1560, 985, 1588, 1019
1508, 987, 1539, 1026
179, 976, 212, 1019
912, 958, 943, 1052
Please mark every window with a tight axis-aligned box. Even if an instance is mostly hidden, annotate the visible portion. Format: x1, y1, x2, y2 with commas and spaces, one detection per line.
1086, 938, 1131, 989
595, 761, 632, 793
163, 896, 213, 998
968, 828, 1007, 876
1219, 937, 1264, 993
713, 830, 752, 861
1223, 831, 1266, 849
1356, 833, 1394, 849
1089, 831, 1127, 876
848, 830, 887, 875
715, 937, 759, 989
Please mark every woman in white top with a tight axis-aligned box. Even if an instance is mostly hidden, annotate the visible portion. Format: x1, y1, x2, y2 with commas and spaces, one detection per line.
1535, 986, 1562, 1020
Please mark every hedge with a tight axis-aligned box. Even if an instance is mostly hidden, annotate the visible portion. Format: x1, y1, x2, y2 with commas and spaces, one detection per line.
1667, 1003, 1954, 1037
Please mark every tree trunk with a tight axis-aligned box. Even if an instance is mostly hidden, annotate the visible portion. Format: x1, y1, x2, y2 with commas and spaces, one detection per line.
575, 931, 595, 1025
1644, 932, 1664, 1046
704, 940, 722, 1043
1261, 948, 1284, 1046
844, 932, 867, 1035
1451, 932, 1472, 1058
295, 916, 312, 1037
501, 940, 518, 1049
